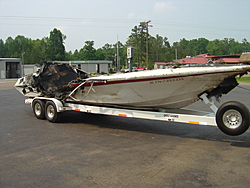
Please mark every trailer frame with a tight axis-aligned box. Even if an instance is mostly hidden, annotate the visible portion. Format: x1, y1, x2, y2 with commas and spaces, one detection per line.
25, 96, 217, 125
25, 93, 250, 136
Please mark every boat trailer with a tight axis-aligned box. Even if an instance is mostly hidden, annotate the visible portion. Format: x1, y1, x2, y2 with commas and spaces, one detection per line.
25, 93, 250, 136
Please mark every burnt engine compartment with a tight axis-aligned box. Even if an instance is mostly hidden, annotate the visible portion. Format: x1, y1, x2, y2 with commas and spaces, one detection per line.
207, 76, 239, 98
29, 62, 88, 100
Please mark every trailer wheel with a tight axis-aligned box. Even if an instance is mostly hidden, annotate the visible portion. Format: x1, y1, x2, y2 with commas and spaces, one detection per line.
216, 101, 250, 136
32, 99, 45, 119
45, 101, 60, 123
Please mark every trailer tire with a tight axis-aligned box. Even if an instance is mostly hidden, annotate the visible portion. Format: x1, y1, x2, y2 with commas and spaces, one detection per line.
216, 101, 250, 136
45, 101, 60, 123
32, 99, 45, 119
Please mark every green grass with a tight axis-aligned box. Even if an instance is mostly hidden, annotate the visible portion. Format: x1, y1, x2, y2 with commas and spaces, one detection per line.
236, 76, 250, 83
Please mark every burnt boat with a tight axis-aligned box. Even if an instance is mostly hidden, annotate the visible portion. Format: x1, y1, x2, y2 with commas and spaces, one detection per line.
15, 62, 250, 110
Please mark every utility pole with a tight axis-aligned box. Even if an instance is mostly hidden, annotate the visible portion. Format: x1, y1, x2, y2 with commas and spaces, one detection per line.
127, 46, 134, 72
144, 20, 153, 68
117, 35, 120, 72
175, 49, 178, 62
22, 52, 25, 76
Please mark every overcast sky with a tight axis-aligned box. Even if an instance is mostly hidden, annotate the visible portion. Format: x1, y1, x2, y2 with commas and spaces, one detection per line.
1, 0, 250, 51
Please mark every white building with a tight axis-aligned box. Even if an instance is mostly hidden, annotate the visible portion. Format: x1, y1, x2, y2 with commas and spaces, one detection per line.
0, 58, 22, 78
0, 59, 113, 79
68, 60, 112, 73
24, 64, 40, 75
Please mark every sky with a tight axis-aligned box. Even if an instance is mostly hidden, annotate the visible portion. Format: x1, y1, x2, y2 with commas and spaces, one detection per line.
0, 0, 250, 52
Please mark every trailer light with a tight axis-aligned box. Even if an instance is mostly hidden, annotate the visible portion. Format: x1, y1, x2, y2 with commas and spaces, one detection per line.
75, 109, 81, 111
25, 99, 32, 104
188, 121, 208, 125
189, 121, 199, 124
118, 114, 127, 117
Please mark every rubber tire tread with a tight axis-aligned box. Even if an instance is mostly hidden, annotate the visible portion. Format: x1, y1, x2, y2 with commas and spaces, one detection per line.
32, 99, 45, 119
216, 101, 250, 136
45, 101, 61, 123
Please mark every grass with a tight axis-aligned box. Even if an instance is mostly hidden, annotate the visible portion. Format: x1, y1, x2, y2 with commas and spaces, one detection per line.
236, 76, 250, 83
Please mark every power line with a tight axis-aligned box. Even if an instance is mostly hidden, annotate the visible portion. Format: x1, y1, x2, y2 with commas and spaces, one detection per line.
0, 15, 141, 24
1, 15, 249, 33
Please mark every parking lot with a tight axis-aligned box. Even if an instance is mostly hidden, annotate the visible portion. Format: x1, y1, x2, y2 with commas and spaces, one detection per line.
1, 80, 250, 187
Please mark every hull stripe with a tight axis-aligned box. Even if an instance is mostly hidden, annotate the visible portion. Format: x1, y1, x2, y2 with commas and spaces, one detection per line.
85, 70, 242, 86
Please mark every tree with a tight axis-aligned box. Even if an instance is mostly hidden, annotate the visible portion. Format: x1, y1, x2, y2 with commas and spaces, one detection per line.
150, 35, 171, 63
2, 36, 33, 62
70, 49, 80, 60
127, 22, 150, 67
0, 39, 6, 57
206, 39, 225, 55
79, 41, 96, 60
242, 38, 249, 52
45, 28, 66, 61
112, 41, 126, 69
30, 38, 46, 65
101, 43, 116, 60
2, 24, 250, 67
95, 48, 105, 60
4, 37, 14, 57
196, 38, 209, 54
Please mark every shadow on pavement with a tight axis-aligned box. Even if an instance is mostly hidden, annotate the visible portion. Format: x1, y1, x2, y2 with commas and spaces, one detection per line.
58, 111, 250, 148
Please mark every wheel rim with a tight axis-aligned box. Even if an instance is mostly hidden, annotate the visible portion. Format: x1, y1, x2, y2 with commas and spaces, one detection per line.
34, 103, 42, 116
47, 104, 55, 119
222, 109, 242, 129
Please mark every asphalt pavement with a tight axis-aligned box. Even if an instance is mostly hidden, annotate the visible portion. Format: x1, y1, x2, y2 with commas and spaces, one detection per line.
1, 79, 250, 187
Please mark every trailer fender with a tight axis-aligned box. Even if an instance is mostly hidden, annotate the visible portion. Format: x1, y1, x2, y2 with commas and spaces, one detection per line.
32, 97, 64, 113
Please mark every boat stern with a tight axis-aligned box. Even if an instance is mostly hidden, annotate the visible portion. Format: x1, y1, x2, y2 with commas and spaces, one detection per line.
14, 75, 42, 97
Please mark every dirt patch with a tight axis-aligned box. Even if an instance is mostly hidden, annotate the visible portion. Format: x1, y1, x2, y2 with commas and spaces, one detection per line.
0, 79, 17, 90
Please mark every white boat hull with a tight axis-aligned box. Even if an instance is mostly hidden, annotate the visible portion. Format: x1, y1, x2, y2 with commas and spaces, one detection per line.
71, 66, 250, 109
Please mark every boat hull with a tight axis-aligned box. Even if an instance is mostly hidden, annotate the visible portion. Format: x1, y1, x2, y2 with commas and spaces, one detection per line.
71, 66, 249, 109
15, 64, 250, 110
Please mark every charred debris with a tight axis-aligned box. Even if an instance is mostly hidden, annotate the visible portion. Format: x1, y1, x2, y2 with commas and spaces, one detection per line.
21, 62, 88, 100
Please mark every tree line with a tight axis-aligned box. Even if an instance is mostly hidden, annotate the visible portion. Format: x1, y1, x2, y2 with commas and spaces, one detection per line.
1, 22, 250, 69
